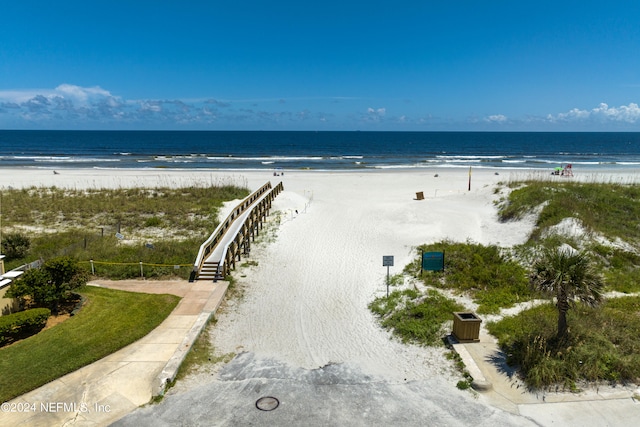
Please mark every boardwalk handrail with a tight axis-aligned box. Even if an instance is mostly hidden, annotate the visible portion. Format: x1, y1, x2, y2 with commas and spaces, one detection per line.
215, 182, 284, 278
193, 182, 274, 274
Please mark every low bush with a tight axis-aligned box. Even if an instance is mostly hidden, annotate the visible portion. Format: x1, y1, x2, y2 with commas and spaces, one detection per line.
0, 308, 51, 346
1, 232, 31, 260
369, 289, 465, 346
410, 240, 532, 314
487, 297, 640, 390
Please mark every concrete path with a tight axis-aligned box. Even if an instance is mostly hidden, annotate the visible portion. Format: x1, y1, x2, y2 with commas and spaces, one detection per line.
453, 331, 640, 425
2, 279, 228, 426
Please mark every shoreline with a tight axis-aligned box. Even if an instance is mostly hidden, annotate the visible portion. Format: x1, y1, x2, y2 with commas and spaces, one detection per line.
2, 165, 640, 191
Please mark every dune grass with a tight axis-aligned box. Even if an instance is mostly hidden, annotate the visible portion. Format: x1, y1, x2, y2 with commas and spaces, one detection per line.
0, 285, 179, 403
1, 183, 249, 278
496, 180, 640, 293
487, 297, 640, 390
497, 180, 640, 244
407, 240, 532, 314
369, 288, 465, 346
489, 180, 640, 389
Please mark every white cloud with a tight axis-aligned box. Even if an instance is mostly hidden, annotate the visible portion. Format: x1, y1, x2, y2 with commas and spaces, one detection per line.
0, 84, 114, 105
485, 114, 507, 123
363, 107, 386, 123
54, 84, 113, 104
0, 84, 345, 128
550, 103, 640, 123
4, 84, 638, 130
367, 107, 386, 116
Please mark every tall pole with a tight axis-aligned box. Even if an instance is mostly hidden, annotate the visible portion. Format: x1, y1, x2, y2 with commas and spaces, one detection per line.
386, 265, 390, 297
468, 166, 472, 191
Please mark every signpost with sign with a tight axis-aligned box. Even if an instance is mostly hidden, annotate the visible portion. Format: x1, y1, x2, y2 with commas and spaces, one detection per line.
421, 251, 444, 274
383, 255, 394, 297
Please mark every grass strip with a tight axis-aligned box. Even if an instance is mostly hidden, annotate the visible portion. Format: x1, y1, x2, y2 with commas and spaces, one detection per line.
0, 286, 179, 403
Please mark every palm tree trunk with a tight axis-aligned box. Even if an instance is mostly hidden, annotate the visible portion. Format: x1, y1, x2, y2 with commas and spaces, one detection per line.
557, 293, 569, 338
557, 308, 568, 338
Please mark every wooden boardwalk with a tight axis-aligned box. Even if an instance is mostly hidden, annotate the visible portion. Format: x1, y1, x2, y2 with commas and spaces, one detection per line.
191, 181, 283, 281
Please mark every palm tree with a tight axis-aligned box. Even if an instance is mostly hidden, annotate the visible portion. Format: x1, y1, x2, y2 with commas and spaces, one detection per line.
530, 247, 604, 340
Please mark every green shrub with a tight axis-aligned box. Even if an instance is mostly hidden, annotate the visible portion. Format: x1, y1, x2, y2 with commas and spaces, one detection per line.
414, 240, 531, 314
487, 297, 640, 390
7, 257, 88, 312
144, 216, 163, 227
0, 308, 51, 346
1, 232, 31, 260
369, 289, 465, 346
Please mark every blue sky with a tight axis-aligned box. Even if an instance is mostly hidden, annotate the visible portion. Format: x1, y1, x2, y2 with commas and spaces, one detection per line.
1, 1, 639, 131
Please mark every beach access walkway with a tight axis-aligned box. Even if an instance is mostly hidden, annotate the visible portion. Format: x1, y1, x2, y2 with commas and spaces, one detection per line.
192, 181, 283, 281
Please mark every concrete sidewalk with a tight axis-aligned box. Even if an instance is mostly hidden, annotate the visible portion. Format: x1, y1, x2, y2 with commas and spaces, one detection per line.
452, 331, 640, 425
2, 279, 228, 427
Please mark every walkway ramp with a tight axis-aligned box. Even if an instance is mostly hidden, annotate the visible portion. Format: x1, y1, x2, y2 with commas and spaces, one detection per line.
192, 181, 283, 281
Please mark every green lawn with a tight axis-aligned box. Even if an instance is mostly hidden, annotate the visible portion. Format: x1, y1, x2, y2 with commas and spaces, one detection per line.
0, 286, 179, 403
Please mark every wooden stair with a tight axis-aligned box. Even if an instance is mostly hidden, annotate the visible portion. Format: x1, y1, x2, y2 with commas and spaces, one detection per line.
197, 261, 224, 282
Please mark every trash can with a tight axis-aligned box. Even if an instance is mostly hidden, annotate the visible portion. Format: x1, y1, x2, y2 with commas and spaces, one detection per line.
416, 191, 424, 200
452, 312, 481, 342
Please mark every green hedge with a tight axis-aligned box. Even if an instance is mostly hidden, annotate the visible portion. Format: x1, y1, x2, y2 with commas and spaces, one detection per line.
0, 308, 51, 346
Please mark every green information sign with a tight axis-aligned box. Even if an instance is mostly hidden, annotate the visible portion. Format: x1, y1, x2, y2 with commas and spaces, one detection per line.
422, 251, 444, 271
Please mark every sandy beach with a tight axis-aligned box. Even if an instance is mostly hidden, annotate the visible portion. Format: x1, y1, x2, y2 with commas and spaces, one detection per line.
202, 168, 537, 380
3, 166, 640, 426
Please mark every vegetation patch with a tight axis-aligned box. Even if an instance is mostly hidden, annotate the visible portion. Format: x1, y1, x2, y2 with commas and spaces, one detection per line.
407, 240, 532, 314
7, 256, 88, 313
0, 286, 179, 403
487, 297, 640, 390
0, 184, 249, 279
175, 316, 235, 382
497, 180, 640, 240
370, 179, 640, 392
498, 180, 640, 293
0, 308, 50, 346
369, 288, 465, 346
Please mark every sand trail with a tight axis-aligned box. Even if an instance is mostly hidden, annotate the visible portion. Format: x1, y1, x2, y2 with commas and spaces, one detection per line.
208, 170, 519, 383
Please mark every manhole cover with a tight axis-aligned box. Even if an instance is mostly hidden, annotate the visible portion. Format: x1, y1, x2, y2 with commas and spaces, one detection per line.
255, 396, 279, 411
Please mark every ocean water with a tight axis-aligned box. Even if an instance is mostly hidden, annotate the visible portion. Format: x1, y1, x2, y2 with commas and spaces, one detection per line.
1, 130, 640, 171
